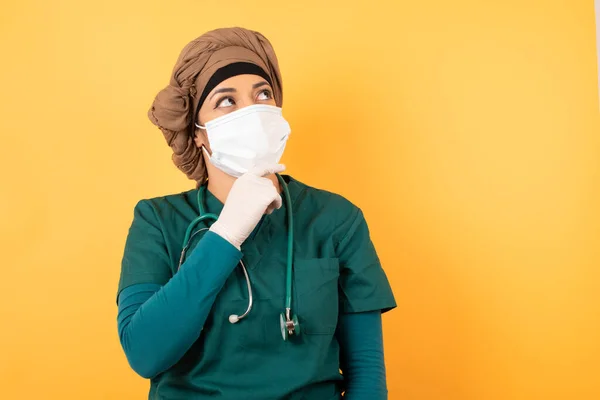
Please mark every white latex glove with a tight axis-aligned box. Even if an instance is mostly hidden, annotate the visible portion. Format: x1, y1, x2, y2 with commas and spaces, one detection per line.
209, 164, 286, 250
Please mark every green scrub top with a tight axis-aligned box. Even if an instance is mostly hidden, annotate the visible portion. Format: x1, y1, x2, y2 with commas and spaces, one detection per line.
118, 175, 396, 399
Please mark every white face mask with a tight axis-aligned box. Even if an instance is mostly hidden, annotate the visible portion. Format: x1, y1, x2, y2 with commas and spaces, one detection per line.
196, 104, 291, 178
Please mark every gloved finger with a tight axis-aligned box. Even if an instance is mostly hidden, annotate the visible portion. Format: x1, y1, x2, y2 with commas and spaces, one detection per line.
270, 192, 283, 211
249, 163, 286, 178
265, 199, 281, 215
263, 186, 282, 214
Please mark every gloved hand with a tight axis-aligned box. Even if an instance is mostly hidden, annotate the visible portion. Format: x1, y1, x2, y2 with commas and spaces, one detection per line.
209, 164, 286, 250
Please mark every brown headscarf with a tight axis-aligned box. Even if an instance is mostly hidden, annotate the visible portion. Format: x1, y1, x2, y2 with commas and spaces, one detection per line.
148, 27, 283, 185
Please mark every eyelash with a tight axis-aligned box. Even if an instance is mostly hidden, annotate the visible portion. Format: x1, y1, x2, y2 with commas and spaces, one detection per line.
214, 96, 233, 109
258, 89, 273, 99
213, 89, 273, 109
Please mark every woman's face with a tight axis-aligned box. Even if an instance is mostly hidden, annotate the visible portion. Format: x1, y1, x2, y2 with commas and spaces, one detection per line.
194, 74, 276, 150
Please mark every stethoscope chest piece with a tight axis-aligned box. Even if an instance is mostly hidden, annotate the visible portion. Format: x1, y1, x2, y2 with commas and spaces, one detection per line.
185, 177, 301, 343
280, 310, 300, 341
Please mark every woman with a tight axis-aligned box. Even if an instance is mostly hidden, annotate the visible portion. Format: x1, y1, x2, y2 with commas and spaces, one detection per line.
117, 27, 396, 400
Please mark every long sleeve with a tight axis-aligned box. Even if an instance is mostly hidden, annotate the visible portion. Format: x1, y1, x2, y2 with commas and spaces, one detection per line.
117, 231, 242, 379
337, 311, 388, 400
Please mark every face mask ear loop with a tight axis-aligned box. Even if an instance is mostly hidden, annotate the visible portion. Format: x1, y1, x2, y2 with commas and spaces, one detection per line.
195, 121, 209, 155
201, 144, 212, 158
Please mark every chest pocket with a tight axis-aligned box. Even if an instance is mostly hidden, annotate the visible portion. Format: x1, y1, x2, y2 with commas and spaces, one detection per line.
294, 258, 340, 335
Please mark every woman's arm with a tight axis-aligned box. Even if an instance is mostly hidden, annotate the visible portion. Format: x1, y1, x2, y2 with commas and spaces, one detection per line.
337, 311, 388, 400
117, 168, 288, 379
117, 231, 242, 379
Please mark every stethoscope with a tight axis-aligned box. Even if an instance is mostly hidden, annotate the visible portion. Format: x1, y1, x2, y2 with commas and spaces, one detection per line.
178, 174, 300, 341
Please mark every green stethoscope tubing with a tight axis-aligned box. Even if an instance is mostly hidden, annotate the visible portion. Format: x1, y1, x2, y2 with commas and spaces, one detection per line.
179, 174, 299, 340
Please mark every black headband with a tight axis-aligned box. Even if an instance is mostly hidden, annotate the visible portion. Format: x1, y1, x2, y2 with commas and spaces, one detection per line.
195, 62, 272, 120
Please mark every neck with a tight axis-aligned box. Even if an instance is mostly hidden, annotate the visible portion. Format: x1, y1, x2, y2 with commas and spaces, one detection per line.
204, 155, 282, 204
206, 170, 236, 205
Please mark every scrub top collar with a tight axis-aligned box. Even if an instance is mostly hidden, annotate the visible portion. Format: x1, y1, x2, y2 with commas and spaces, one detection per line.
199, 175, 302, 269
201, 174, 302, 220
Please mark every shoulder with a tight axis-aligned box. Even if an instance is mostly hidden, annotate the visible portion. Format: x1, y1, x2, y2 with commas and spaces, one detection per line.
288, 176, 362, 226
132, 189, 197, 222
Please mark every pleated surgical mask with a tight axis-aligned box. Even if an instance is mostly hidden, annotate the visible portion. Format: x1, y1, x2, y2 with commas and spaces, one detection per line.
196, 104, 291, 177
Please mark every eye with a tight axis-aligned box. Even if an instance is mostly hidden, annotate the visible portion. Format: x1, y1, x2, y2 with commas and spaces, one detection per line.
257, 89, 272, 101
215, 97, 235, 109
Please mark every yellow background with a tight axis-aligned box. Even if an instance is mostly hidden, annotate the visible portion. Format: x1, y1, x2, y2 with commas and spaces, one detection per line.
1, 0, 599, 399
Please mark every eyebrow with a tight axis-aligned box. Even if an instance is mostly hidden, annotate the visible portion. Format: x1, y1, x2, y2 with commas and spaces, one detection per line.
209, 87, 236, 101
209, 81, 271, 101
252, 81, 270, 89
